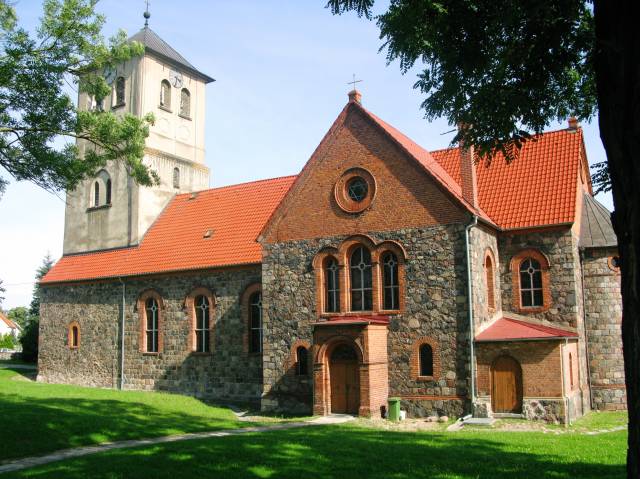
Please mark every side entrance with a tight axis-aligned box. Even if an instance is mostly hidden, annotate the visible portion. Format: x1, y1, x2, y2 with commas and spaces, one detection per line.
329, 344, 360, 414
491, 355, 523, 414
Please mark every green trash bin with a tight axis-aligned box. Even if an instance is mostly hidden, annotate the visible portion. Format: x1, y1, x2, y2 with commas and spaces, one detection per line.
388, 397, 401, 421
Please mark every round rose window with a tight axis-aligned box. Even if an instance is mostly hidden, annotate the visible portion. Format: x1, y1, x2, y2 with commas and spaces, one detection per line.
347, 177, 368, 202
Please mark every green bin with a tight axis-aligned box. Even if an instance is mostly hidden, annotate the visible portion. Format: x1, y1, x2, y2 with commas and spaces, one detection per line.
388, 397, 401, 421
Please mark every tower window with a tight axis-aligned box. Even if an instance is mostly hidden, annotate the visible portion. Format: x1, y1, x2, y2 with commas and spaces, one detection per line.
93, 181, 100, 207
106, 179, 112, 204
160, 80, 171, 109
115, 76, 125, 106
180, 88, 191, 118
173, 167, 180, 189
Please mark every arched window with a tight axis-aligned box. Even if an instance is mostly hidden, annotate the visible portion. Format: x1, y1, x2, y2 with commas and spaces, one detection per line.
93, 181, 100, 206
350, 246, 372, 311
180, 88, 190, 117
105, 179, 112, 204
68, 323, 80, 349
296, 346, 308, 376
115, 76, 125, 106
249, 291, 262, 353
145, 297, 159, 353
173, 167, 180, 189
160, 79, 171, 109
519, 258, 543, 307
382, 252, 399, 310
419, 343, 434, 377
324, 257, 340, 313
485, 253, 495, 310
194, 295, 210, 353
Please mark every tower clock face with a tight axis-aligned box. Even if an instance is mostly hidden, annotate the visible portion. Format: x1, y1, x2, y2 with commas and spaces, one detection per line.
170, 70, 183, 88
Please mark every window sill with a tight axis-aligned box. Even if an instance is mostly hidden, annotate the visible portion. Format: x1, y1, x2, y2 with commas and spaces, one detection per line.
516, 305, 549, 314
111, 103, 126, 110
178, 113, 192, 121
158, 105, 172, 113
86, 203, 112, 212
379, 309, 402, 315
415, 375, 437, 382
68, 347, 79, 351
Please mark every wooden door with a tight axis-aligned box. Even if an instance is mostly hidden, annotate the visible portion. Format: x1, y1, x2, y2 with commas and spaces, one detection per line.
491, 356, 523, 413
329, 345, 360, 414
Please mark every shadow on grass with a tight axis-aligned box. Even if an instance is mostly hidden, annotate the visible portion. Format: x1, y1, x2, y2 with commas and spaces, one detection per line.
6, 425, 626, 479
0, 391, 241, 463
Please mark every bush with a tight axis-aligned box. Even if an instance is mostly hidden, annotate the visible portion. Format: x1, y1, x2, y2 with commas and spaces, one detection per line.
19, 318, 38, 363
0, 333, 16, 349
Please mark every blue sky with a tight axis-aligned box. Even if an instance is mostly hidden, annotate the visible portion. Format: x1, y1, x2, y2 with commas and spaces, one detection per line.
0, 0, 611, 309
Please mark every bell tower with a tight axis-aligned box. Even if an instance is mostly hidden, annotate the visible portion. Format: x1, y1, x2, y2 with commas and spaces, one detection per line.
63, 14, 214, 254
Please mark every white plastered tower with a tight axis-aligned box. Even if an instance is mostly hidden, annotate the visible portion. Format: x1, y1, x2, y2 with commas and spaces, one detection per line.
63, 21, 214, 254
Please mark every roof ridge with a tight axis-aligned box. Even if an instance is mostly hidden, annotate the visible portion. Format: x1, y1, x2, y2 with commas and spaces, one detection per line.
175, 174, 299, 199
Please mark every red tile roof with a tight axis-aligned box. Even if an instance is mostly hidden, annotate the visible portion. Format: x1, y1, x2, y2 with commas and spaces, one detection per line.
313, 315, 391, 326
431, 129, 585, 229
42, 176, 296, 284
475, 316, 578, 342
42, 102, 587, 284
0, 312, 18, 330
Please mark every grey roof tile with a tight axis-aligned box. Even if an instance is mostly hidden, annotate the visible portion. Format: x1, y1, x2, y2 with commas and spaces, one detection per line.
579, 194, 617, 248
129, 27, 214, 83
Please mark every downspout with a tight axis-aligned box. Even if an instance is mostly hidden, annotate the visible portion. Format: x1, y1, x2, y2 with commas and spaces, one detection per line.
560, 338, 571, 426
579, 249, 595, 410
118, 277, 126, 390
465, 215, 478, 408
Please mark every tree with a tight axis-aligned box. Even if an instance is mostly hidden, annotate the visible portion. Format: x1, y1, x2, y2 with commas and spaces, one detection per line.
0, 0, 157, 199
327, 0, 638, 475
20, 253, 55, 362
0, 278, 5, 307
7, 306, 30, 330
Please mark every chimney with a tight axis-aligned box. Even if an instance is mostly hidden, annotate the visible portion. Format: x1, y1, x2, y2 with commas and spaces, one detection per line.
458, 124, 479, 210
348, 89, 362, 104
568, 116, 579, 131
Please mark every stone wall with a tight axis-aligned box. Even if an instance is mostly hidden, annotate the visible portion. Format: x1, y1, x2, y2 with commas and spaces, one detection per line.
582, 247, 626, 410
261, 223, 471, 417
469, 224, 501, 333
39, 266, 263, 404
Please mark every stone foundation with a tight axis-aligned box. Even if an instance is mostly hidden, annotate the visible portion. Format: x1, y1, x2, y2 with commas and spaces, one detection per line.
523, 399, 564, 423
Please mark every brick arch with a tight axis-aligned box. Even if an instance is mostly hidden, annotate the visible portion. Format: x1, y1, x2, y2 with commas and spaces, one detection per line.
185, 287, 216, 353
338, 234, 378, 259
240, 282, 262, 354
316, 335, 365, 365
484, 248, 497, 311
410, 336, 441, 381
287, 339, 312, 376
137, 289, 165, 354
67, 320, 80, 350
509, 248, 551, 313
372, 240, 407, 263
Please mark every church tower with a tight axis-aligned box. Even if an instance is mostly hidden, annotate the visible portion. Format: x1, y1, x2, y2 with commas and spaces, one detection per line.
63, 14, 214, 254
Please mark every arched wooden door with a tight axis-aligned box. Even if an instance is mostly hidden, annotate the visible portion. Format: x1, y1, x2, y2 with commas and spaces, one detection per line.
329, 344, 360, 414
491, 355, 523, 413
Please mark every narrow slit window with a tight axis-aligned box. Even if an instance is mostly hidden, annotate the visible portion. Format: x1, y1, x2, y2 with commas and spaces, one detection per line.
173, 167, 180, 189
70, 325, 79, 348
145, 298, 159, 353
115, 76, 125, 105
194, 295, 210, 353
93, 181, 100, 206
105, 179, 112, 204
382, 252, 399, 310
180, 88, 190, 117
325, 257, 340, 313
296, 346, 308, 376
249, 292, 262, 353
485, 254, 495, 309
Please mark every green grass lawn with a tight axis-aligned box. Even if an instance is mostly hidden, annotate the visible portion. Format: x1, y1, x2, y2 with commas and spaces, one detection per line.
3, 423, 626, 478
0, 368, 245, 462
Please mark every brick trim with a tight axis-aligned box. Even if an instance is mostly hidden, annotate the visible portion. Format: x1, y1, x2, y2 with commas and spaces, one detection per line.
240, 282, 262, 355
334, 167, 377, 213
410, 337, 441, 381
185, 287, 215, 353
67, 321, 80, 350
509, 248, 551, 313
484, 248, 497, 312
137, 289, 165, 354
314, 235, 407, 317
287, 339, 312, 376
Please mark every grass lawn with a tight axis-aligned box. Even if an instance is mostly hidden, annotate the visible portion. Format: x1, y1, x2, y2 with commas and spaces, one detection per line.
3, 423, 626, 478
0, 368, 250, 462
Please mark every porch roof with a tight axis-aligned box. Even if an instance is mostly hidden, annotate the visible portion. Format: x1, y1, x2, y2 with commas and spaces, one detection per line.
475, 316, 578, 342
312, 315, 390, 327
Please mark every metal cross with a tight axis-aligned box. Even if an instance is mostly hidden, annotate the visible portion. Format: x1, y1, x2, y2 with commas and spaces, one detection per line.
347, 74, 362, 90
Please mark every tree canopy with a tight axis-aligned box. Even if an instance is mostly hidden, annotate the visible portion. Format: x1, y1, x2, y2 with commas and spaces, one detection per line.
0, 0, 157, 198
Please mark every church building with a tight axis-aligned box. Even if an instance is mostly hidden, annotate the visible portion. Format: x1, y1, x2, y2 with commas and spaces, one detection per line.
38, 23, 626, 422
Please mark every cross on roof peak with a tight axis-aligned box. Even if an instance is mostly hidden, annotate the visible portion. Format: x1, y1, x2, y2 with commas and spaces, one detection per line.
143, 0, 151, 27
347, 73, 362, 91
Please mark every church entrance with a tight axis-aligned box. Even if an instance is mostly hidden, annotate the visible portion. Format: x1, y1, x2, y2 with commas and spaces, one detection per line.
491, 355, 523, 413
329, 343, 360, 414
